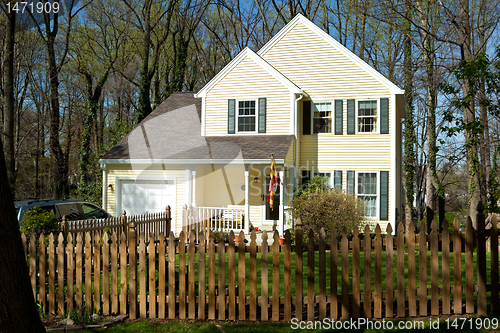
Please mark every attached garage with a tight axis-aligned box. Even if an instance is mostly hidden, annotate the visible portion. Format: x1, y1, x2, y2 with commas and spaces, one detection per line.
119, 179, 176, 217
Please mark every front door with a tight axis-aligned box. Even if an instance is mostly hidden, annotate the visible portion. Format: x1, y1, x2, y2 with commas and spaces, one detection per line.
264, 174, 280, 221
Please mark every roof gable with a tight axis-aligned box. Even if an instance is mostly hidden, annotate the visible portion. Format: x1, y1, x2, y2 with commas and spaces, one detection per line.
258, 14, 404, 95
194, 47, 301, 98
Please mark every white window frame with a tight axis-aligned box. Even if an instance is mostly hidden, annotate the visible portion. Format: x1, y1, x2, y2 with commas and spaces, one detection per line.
355, 171, 378, 218
311, 101, 333, 134
236, 99, 258, 133
302, 170, 333, 188
356, 99, 379, 134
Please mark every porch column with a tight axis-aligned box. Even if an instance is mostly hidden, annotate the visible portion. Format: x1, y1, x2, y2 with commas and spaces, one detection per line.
245, 166, 250, 234
185, 167, 192, 207
192, 168, 197, 207
279, 168, 285, 236
102, 164, 107, 211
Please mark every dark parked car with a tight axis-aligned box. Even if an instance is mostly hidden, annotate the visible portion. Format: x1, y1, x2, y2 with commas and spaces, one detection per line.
15, 198, 111, 223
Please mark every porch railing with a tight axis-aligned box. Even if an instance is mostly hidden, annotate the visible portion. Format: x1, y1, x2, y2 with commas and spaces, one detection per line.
182, 205, 245, 242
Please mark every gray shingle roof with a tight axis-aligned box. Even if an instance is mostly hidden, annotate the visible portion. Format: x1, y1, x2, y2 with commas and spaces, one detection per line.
101, 92, 293, 161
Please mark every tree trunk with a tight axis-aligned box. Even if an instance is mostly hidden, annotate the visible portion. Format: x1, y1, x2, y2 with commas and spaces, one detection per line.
0, 136, 46, 332
403, 0, 415, 233
136, 0, 153, 124
2, 10, 16, 196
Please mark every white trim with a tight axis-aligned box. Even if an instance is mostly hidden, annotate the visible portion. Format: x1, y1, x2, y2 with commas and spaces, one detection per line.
200, 96, 206, 136
100, 158, 286, 166
278, 168, 285, 236
244, 166, 250, 233
391, 93, 397, 234
195, 47, 302, 98
355, 171, 379, 219
186, 167, 192, 206
257, 14, 405, 95
356, 99, 380, 134
192, 168, 197, 207
102, 164, 107, 211
311, 101, 334, 135
236, 98, 258, 134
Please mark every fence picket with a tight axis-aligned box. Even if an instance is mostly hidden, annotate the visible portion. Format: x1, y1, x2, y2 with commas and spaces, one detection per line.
491, 215, 499, 313
85, 233, 92, 309
318, 229, 326, 320
342, 227, 349, 320
249, 231, 257, 321
111, 233, 118, 315
465, 217, 474, 313
307, 229, 315, 321
374, 225, 382, 319
94, 235, 101, 314
363, 225, 371, 318
261, 231, 269, 322
168, 232, 176, 319
295, 225, 303, 321
386, 224, 394, 318
199, 232, 206, 320
272, 232, 280, 321
179, 231, 186, 319
442, 219, 450, 315
284, 230, 292, 322
66, 234, 74, 314
238, 231, 246, 321
330, 228, 338, 320
430, 220, 439, 315
407, 222, 415, 317
228, 231, 236, 321
29, 234, 37, 302
158, 233, 166, 319
419, 220, 427, 316
139, 233, 147, 318
352, 226, 360, 318
57, 233, 65, 315
149, 233, 156, 318
39, 233, 46, 314
453, 217, 462, 314
75, 234, 82, 309
218, 231, 226, 321
120, 232, 127, 315
103, 233, 110, 316
48, 234, 55, 315
129, 224, 137, 319
397, 223, 405, 318
189, 230, 196, 319
477, 203, 487, 316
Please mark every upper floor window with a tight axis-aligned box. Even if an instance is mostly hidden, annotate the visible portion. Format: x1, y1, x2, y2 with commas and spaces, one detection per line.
237, 100, 256, 132
358, 100, 377, 133
313, 102, 332, 133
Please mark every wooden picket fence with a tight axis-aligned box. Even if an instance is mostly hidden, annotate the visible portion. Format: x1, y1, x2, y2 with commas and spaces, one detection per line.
22, 205, 499, 321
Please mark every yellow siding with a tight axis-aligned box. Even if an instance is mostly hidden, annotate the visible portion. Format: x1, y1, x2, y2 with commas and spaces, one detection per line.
200, 165, 246, 206
105, 165, 186, 235
261, 21, 391, 100
204, 55, 292, 136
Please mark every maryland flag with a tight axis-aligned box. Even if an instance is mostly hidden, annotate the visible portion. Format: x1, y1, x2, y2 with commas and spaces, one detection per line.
267, 154, 279, 210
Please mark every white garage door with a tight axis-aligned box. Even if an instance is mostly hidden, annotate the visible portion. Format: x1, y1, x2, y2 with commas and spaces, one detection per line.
121, 180, 175, 217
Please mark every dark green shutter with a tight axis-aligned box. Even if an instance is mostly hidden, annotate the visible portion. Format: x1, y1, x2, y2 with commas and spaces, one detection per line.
347, 170, 355, 194
380, 98, 389, 134
335, 100, 343, 135
258, 98, 266, 133
303, 101, 311, 135
347, 99, 355, 134
334, 170, 342, 190
228, 99, 235, 134
380, 171, 389, 220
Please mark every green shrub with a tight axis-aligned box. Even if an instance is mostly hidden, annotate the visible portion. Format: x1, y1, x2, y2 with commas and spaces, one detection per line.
291, 178, 367, 243
20, 206, 60, 239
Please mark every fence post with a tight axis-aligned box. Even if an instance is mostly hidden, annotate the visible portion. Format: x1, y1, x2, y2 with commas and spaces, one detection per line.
477, 201, 487, 316
128, 220, 137, 319
165, 206, 171, 236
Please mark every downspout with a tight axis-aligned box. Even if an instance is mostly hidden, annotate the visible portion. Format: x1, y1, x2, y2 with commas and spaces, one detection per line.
102, 164, 107, 211
293, 92, 304, 196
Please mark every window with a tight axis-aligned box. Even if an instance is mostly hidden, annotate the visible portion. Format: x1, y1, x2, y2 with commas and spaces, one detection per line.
237, 100, 256, 132
358, 100, 377, 133
81, 203, 108, 219
313, 102, 332, 133
357, 172, 377, 217
301, 171, 332, 187
56, 203, 81, 221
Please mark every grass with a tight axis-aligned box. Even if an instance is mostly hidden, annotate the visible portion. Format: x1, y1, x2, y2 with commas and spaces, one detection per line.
76, 316, 500, 332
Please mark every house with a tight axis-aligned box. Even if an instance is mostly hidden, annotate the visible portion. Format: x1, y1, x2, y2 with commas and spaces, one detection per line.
99, 14, 406, 236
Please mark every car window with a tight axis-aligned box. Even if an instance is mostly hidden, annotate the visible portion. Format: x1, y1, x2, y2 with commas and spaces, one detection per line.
39, 205, 57, 217
57, 203, 82, 221
81, 203, 108, 219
